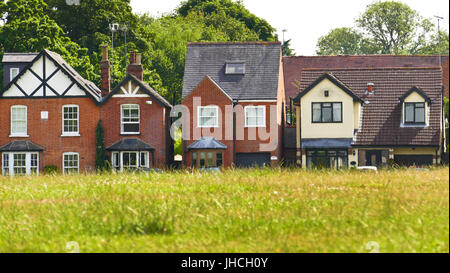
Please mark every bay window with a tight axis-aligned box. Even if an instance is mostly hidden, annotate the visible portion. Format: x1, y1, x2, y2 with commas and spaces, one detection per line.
191, 151, 223, 168
111, 151, 149, 171
2, 152, 39, 176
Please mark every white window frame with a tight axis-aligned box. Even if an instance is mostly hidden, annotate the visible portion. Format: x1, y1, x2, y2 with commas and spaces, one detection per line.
62, 105, 80, 137
197, 106, 219, 128
112, 151, 149, 171
10, 105, 28, 137
121, 104, 140, 134
244, 106, 266, 127
2, 152, 39, 176
10, 68, 20, 81
63, 152, 80, 174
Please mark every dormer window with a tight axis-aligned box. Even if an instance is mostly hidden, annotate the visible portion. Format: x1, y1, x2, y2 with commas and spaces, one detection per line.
404, 102, 425, 124
225, 62, 245, 74
10, 68, 19, 81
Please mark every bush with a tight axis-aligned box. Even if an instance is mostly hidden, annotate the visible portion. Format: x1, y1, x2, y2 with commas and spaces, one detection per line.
44, 165, 58, 174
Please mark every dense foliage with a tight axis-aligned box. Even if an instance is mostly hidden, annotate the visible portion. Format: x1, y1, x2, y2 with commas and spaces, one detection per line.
316, 1, 449, 55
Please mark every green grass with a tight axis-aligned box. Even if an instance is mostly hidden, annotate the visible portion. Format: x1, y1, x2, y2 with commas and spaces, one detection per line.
0, 167, 448, 253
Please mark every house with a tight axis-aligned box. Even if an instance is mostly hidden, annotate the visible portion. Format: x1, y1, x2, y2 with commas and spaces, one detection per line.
282, 55, 449, 165
0, 47, 172, 175
0, 50, 102, 175
292, 67, 445, 168
99, 47, 173, 170
181, 42, 285, 168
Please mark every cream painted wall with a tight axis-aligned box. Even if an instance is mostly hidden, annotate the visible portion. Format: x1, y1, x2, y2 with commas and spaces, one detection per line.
300, 78, 356, 139
394, 147, 436, 155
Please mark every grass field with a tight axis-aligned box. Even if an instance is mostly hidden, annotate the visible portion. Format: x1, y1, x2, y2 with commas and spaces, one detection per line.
0, 167, 448, 253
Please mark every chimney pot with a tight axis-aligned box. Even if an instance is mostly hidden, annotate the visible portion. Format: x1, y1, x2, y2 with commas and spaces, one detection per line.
136, 53, 142, 65
101, 45, 108, 61
367, 83, 374, 93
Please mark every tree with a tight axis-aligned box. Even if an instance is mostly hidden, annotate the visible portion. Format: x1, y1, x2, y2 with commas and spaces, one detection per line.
316, 1, 446, 55
316, 27, 377, 55
0, 0, 98, 85
282, 39, 295, 56
177, 0, 276, 41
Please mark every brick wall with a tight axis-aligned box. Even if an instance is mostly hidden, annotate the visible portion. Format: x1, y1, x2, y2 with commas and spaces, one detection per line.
0, 97, 100, 173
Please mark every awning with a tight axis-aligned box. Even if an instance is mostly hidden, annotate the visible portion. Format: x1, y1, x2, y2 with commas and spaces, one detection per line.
106, 138, 155, 151
187, 137, 227, 150
0, 140, 44, 152
301, 138, 353, 149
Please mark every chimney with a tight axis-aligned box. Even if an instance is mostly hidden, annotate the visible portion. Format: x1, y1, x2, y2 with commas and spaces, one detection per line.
127, 51, 143, 81
100, 45, 110, 96
367, 83, 374, 94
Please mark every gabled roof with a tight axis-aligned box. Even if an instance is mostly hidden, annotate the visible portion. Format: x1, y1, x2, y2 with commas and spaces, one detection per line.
182, 42, 281, 100
298, 68, 443, 147
0, 140, 44, 152
283, 55, 449, 99
106, 138, 155, 151
102, 74, 171, 108
2, 53, 38, 63
399, 86, 431, 104
187, 137, 227, 150
293, 73, 364, 103
1, 49, 102, 102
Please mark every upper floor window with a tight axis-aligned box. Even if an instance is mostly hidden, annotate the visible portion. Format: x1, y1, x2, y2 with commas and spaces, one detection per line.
10, 68, 19, 81
10, 105, 28, 137
121, 104, 140, 134
245, 106, 266, 127
225, 62, 245, 74
62, 105, 79, 136
404, 102, 425, 124
198, 106, 218, 128
312, 102, 342, 123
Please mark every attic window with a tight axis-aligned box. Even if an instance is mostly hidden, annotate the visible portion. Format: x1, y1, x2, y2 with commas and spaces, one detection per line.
10, 68, 19, 81
225, 62, 245, 74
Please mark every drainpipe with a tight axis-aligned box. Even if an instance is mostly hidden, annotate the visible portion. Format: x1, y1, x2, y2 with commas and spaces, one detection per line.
232, 99, 238, 166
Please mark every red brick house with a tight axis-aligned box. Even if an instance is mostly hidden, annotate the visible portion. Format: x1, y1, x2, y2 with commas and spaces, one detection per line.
0, 48, 172, 175
181, 42, 285, 168
0, 50, 102, 175
99, 49, 173, 170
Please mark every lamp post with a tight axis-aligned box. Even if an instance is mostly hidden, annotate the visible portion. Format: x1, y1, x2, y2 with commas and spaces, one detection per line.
434, 15, 444, 67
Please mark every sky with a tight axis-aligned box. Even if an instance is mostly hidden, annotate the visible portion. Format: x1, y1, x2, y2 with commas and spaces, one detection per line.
130, 0, 449, 56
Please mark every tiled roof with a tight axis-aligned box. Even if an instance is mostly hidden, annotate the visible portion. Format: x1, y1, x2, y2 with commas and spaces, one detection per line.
106, 138, 155, 151
283, 55, 449, 99
182, 42, 281, 100
0, 140, 44, 152
187, 137, 227, 150
298, 68, 443, 147
2, 53, 38, 63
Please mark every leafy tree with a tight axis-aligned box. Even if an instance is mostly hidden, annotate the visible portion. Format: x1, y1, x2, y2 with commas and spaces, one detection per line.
0, 0, 98, 85
316, 27, 378, 55
316, 1, 447, 55
282, 39, 295, 56
177, 0, 276, 41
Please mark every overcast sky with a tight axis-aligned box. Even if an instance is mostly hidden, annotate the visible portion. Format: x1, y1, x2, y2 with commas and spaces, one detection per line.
130, 0, 449, 55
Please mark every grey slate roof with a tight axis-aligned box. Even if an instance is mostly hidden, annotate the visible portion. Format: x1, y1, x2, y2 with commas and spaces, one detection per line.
182, 42, 282, 100
2, 53, 38, 63
187, 137, 227, 150
106, 138, 155, 151
301, 138, 353, 149
0, 140, 44, 152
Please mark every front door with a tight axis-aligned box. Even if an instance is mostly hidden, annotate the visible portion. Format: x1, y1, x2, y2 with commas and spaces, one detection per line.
366, 150, 382, 166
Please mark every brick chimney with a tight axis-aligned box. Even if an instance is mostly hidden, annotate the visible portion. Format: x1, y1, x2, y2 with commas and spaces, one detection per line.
100, 45, 110, 96
127, 51, 143, 81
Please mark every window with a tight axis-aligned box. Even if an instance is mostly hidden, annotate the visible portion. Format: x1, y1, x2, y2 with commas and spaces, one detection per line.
63, 153, 79, 174
10, 68, 19, 81
312, 102, 342, 123
191, 151, 223, 168
404, 103, 425, 124
245, 106, 266, 127
112, 151, 149, 171
225, 62, 245, 74
121, 104, 140, 134
2, 152, 39, 176
10, 105, 28, 136
306, 149, 348, 169
198, 106, 218, 128
62, 105, 79, 135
